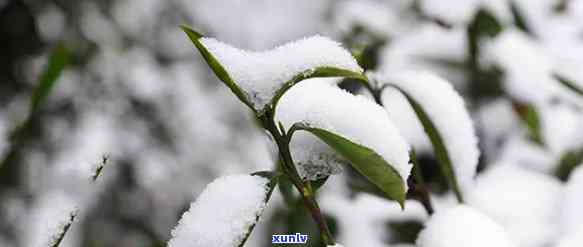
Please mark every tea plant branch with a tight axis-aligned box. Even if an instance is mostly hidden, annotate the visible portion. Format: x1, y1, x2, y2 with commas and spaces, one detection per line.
260, 111, 335, 245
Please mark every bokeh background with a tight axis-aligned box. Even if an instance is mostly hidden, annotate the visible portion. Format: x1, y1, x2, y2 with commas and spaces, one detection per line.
1, 0, 583, 246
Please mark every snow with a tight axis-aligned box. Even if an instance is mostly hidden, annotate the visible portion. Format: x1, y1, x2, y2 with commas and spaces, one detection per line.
276, 81, 411, 187
289, 131, 346, 180
0, 114, 8, 159
419, 0, 511, 25
378, 24, 469, 88
416, 205, 515, 247
540, 103, 583, 155
167, 174, 271, 247
556, 229, 583, 247
377, 71, 479, 193
561, 166, 583, 235
474, 99, 521, 162
497, 135, 555, 173
334, 0, 399, 37
468, 164, 563, 246
25, 192, 78, 247
381, 88, 432, 152
200, 36, 362, 109
482, 29, 582, 106
419, 0, 480, 24
320, 193, 427, 247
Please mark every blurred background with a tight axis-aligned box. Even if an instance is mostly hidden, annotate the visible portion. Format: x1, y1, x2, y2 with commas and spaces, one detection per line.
1, 0, 583, 246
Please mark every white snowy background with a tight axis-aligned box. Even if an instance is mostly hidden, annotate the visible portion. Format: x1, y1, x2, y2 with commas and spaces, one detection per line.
0, 0, 582, 246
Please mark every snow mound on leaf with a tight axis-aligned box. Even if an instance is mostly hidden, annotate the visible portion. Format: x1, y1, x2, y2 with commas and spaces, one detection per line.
417, 205, 515, 247
321, 193, 427, 247
377, 71, 479, 193
168, 174, 270, 247
289, 131, 346, 180
200, 36, 362, 109
483, 30, 582, 106
276, 81, 411, 187
468, 164, 563, 246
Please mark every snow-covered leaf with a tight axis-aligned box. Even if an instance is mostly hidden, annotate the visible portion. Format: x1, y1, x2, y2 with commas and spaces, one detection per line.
468, 164, 562, 246
297, 126, 408, 206
181, 26, 365, 113
416, 205, 515, 247
277, 81, 411, 206
26, 192, 78, 247
167, 173, 277, 247
181, 26, 252, 110
377, 71, 479, 202
482, 30, 583, 106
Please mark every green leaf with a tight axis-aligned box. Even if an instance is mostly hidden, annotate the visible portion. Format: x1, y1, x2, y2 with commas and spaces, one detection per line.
181, 25, 255, 111
510, 1, 533, 35
512, 101, 544, 145
555, 149, 583, 181
238, 171, 279, 247
293, 126, 407, 207
467, 9, 505, 100
30, 43, 70, 113
387, 88, 465, 203
554, 73, 583, 97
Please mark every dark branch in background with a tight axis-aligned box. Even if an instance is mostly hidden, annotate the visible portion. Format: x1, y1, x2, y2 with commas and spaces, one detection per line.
92, 154, 110, 182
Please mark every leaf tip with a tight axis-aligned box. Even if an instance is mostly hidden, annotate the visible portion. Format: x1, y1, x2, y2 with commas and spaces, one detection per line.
398, 199, 406, 210
180, 25, 204, 40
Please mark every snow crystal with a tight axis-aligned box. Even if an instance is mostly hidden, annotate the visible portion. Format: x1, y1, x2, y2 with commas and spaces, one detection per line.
290, 131, 346, 180
200, 36, 362, 109
25, 191, 78, 247
468, 164, 563, 246
167, 174, 270, 247
416, 205, 515, 247
276, 81, 411, 187
561, 166, 583, 235
377, 71, 479, 193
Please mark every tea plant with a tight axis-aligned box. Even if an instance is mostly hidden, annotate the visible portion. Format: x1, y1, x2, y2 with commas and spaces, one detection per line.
165, 26, 482, 247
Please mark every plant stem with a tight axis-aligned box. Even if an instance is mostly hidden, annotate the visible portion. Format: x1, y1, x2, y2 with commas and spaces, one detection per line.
261, 113, 335, 245
409, 150, 434, 215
